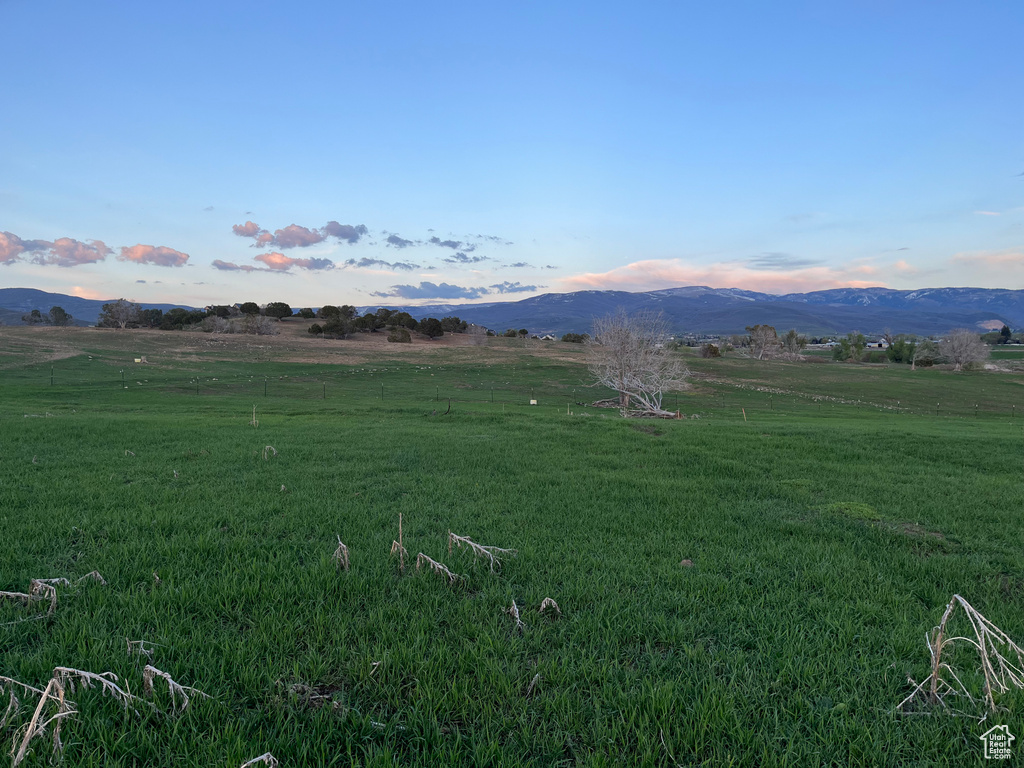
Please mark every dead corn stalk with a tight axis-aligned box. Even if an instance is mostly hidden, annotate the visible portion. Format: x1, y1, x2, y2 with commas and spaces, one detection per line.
249, 405, 259, 428
390, 513, 407, 573
334, 536, 350, 571
416, 553, 460, 585
538, 597, 561, 618
10, 667, 152, 767
898, 594, 1024, 717
142, 665, 209, 712
240, 754, 278, 768
505, 600, 525, 633
262, 445, 277, 460
447, 531, 517, 572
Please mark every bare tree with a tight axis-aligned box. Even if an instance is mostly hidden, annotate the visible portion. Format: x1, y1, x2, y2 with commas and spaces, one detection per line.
746, 324, 779, 360
587, 310, 688, 417
940, 329, 989, 372
911, 339, 939, 370
781, 328, 807, 357
98, 299, 142, 329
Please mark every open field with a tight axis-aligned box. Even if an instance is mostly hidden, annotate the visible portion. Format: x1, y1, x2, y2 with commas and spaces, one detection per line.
2, 326, 1024, 766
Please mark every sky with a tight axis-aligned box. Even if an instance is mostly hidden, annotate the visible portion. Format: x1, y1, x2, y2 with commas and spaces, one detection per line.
1, 0, 1022, 308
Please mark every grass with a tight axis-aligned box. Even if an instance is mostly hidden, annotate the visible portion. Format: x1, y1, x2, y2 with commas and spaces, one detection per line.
2, 326, 1024, 765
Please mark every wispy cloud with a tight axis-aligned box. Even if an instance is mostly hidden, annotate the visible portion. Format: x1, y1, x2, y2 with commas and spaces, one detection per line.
974, 210, 1001, 216
560, 258, 885, 295
372, 281, 490, 300
119, 244, 190, 267
745, 252, 823, 271
254, 252, 335, 271
211, 259, 276, 273
490, 281, 538, 294
343, 257, 420, 271
445, 251, 489, 264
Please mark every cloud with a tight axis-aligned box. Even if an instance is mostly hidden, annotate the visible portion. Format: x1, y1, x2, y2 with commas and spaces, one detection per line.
386, 234, 415, 248
428, 236, 476, 252
445, 251, 489, 264
69, 286, 108, 299
560, 258, 885, 295
489, 281, 538, 294
475, 234, 513, 245
232, 220, 264, 238
263, 224, 326, 249
0, 231, 34, 263
323, 222, 368, 244
26, 237, 112, 267
504, 262, 533, 268
344, 257, 420, 271
372, 281, 490, 300
745, 252, 823, 271
544, 265, 558, 269
974, 210, 1001, 216
232, 220, 367, 248
136, 279, 146, 283
254, 252, 335, 271
950, 248, 1024, 271
211, 259, 276, 273
119, 244, 190, 267
203, 206, 214, 212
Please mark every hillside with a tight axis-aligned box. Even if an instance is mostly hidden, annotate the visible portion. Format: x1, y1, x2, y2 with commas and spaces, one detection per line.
1, 285, 1021, 336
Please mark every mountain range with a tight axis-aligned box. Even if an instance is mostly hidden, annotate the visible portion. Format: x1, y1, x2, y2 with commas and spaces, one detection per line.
0, 285, 1021, 337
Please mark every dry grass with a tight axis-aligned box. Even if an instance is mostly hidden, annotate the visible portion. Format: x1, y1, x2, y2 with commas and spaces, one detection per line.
898, 594, 1024, 717
249, 405, 259, 428
447, 531, 517, 573
262, 446, 277, 460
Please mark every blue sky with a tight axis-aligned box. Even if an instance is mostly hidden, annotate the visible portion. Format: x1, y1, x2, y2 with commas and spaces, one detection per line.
1, 0, 1021, 307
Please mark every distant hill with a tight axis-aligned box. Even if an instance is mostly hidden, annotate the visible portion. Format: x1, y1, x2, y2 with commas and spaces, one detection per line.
359, 285, 1024, 337
1, 285, 1021, 336
0, 288, 196, 326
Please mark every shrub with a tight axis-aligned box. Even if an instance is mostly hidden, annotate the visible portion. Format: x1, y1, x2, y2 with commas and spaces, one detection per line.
700, 343, 720, 358
387, 328, 412, 343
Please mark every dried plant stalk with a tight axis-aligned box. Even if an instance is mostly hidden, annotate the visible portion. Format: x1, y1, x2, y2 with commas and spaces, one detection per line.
390, 540, 408, 573
240, 754, 278, 768
29, 581, 58, 615
142, 665, 208, 712
416, 553, 460, 584
77, 571, 107, 585
249, 405, 259, 428
262, 445, 277, 460
126, 639, 157, 659
447, 531, 517, 572
525, 673, 541, 698
898, 594, 1024, 717
125, 450, 135, 457
538, 597, 562, 618
334, 536, 350, 571
12, 676, 74, 767
505, 600, 525, 633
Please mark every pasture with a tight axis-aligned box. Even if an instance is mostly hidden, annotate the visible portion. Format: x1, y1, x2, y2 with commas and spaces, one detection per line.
2, 326, 1024, 766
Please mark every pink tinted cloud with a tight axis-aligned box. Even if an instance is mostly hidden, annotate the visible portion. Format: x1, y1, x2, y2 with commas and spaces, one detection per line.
254, 252, 334, 271
119, 244, 190, 267
69, 286, 109, 300
559, 258, 885, 295
232, 221, 264, 238
264, 224, 326, 249
950, 249, 1024, 270
0, 232, 30, 263
27, 237, 112, 267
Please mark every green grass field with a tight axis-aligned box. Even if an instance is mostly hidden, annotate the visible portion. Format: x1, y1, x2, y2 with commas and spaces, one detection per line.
3, 327, 1024, 766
